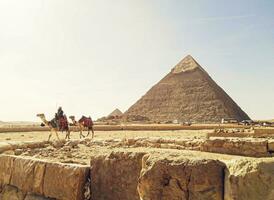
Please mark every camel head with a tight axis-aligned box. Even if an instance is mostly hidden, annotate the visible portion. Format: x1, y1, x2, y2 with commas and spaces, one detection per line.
36, 113, 45, 119
69, 116, 75, 121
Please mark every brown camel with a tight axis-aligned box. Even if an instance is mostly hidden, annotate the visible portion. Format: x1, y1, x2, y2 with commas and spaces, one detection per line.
37, 113, 70, 141
69, 116, 94, 139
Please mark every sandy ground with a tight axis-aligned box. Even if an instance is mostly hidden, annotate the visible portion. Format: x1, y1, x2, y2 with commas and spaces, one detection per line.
0, 129, 251, 166
0, 129, 226, 165
0, 130, 211, 142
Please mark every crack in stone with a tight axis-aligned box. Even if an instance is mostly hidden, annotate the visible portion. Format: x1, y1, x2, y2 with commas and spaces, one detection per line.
185, 171, 191, 200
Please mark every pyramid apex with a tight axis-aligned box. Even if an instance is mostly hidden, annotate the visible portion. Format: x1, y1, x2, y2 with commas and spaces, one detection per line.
172, 55, 200, 74
108, 108, 123, 117
185, 54, 194, 58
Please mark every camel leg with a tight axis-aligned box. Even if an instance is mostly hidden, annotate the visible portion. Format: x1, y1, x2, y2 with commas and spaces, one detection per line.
65, 130, 68, 140
79, 126, 82, 139
80, 125, 85, 138
48, 130, 52, 141
86, 129, 90, 137
91, 127, 94, 139
87, 126, 94, 138
54, 129, 60, 140
66, 130, 70, 140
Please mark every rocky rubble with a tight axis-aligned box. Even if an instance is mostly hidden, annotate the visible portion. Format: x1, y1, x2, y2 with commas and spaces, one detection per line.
116, 137, 272, 157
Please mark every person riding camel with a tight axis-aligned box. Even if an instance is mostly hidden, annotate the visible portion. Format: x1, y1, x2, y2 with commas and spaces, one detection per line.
56, 107, 64, 119
55, 106, 68, 131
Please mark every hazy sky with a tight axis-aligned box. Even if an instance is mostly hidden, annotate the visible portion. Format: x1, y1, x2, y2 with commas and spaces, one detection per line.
0, 0, 273, 121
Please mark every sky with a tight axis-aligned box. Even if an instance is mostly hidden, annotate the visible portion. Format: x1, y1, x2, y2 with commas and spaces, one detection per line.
0, 0, 273, 121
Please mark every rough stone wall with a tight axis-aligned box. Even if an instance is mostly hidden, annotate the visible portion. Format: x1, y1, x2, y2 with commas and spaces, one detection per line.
254, 128, 274, 136
0, 185, 53, 200
224, 158, 274, 200
90, 152, 146, 200
138, 155, 225, 200
117, 138, 272, 157
2, 148, 274, 200
200, 138, 269, 157
0, 155, 90, 200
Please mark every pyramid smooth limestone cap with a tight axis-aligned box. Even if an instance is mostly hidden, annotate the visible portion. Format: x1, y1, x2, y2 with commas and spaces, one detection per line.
172, 55, 200, 74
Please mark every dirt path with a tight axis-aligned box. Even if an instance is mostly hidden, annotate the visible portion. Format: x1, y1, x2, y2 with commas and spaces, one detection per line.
0, 130, 210, 142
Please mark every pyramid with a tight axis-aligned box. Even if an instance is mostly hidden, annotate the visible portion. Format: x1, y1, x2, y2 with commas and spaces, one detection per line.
124, 55, 250, 123
108, 108, 123, 117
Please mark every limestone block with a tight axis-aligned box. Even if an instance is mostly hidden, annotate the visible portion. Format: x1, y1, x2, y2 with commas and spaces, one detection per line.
0, 155, 14, 188
90, 152, 146, 200
225, 158, 274, 200
10, 157, 45, 194
138, 155, 225, 200
43, 162, 89, 200
0, 185, 24, 200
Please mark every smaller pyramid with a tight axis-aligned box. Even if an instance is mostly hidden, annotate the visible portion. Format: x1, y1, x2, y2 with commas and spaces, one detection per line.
108, 109, 123, 117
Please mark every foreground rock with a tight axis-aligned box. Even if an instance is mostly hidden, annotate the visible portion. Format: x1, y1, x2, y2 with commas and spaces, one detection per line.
90, 152, 146, 200
138, 154, 225, 200
225, 158, 274, 200
201, 138, 269, 157
2, 139, 274, 200
0, 185, 24, 200
0, 155, 90, 200
43, 162, 89, 200
0, 185, 53, 200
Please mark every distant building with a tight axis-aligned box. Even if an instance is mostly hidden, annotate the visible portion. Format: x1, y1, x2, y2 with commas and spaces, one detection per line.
221, 118, 238, 124
261, 121, 273, 127
239, 120, 254, 126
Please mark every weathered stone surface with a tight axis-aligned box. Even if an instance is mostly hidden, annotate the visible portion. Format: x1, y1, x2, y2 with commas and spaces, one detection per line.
268, 139, 274, 152
43, 162, 89, 200
10, 157, 45, 194
0, 185, 24, 200
112, 137, 273, 157
254, 128, 274, 136
0, 142, 13, 153
18, 141, 47, 149
0, 155, 90, 200
50, 140, 66, 148
138, 155, 225, 200
225, 158, 274, 200
0, 155, 14, 188
14, 149, 23, 156
90, 152, 146, 200
24, 193, 53, 200
0, 141, 47, 154
201, 138, 268, 157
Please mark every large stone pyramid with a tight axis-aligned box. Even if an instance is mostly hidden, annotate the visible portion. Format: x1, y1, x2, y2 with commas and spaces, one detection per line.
124, 55, 250, 123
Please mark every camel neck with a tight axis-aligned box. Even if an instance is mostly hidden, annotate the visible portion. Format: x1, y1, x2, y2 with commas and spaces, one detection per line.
40, 117, 49, 125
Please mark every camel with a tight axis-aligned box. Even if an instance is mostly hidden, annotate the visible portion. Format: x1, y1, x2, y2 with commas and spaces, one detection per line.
36, 113, 70, 141
69, 116, 94, 139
